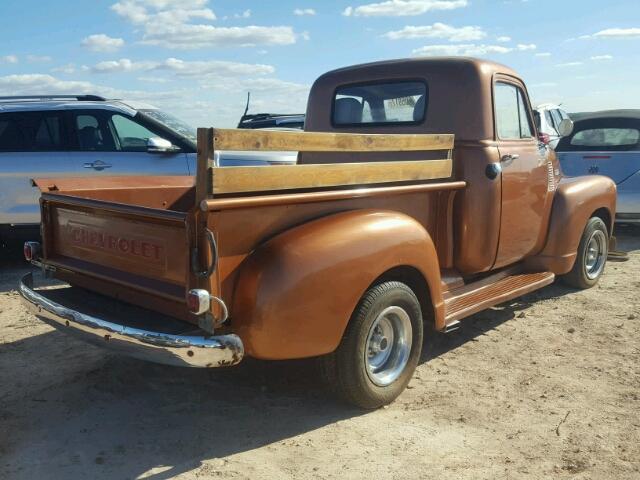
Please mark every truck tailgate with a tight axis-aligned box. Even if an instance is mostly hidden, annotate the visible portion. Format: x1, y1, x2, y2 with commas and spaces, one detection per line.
40, 194, 192, 305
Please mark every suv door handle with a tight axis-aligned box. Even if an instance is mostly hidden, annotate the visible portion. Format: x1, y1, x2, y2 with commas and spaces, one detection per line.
83, 161, 112, 171
500, 154, 519, 166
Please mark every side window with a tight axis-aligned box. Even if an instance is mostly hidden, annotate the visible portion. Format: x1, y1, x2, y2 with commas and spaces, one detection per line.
0, 111, 66, 152
517, 90, 534, 138
494, 82, 534, 140
495, 83, 520, 139
110, 114, 157, 152
75, 113, 116, 151
551, 109, 563, 131
544, 111, 556, 132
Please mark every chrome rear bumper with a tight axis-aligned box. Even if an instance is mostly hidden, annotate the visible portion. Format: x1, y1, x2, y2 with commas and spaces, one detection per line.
19, 272, 244, 368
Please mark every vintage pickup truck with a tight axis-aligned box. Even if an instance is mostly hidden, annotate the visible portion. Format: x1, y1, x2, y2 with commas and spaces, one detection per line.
20, 58, 616, 408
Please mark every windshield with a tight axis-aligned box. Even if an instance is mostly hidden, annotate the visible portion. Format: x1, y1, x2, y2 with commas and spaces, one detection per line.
139, 109, 196, 143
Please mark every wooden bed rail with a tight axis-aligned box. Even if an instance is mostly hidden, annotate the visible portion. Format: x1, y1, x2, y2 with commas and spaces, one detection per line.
196, 127, 455, 202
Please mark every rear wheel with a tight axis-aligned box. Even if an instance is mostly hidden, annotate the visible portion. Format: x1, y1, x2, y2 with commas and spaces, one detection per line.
563, 217, 609, 289
320, 281, 423, 409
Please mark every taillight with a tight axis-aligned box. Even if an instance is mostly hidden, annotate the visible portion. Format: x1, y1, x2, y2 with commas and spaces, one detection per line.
538, 133, 551, 145
187, 289, 211, 315
23, 241, 41, 262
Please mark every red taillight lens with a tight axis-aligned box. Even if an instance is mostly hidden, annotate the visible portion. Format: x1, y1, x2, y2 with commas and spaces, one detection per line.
23, 241, 41, 262
538, 133, 551, 145
187, 289, 211, 315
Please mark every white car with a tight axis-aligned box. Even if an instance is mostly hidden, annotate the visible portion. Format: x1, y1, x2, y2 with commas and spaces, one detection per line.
534, 103, 571, 149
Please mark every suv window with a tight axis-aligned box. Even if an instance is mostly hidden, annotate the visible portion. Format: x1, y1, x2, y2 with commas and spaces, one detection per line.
495, 82, 533, 140
0, 111, 66, 152
111, 114, 156, 152
333, 81, 427, 126
74, 113, 116, 151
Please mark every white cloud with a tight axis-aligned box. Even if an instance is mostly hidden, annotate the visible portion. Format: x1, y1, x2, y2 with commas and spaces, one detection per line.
26, 55, 52, 63
1, 55, 18, 64
413, 43, 512, 56
590, 54, 613, 61
496, 35, 511, 42
141, 25, 297, 48
81, 34, 125, 52
384, 23, 486, 41
535, 52, 551, 57
0, 73, 174, 101
516, 43, 536, 51
556, 61, 583, 67
88, 57, 275, 77
111, 0, 215, 24
112, 0, 297, 48
234, 9, 251, 19
51, 63, 76, 74
294, 8, 316, 16
582, 27, 640, 39
343, 0, 468, 17
530, 82, 557, 88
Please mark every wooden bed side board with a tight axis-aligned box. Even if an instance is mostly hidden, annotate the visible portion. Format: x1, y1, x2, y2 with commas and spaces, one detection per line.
195, 127, 455, 201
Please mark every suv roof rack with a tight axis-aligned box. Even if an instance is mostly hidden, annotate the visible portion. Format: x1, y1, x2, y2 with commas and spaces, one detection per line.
0, 95, 107, 103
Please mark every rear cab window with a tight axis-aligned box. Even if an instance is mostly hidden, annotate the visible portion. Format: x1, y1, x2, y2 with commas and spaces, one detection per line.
558, 118, 640, 152
571, 129, 639, 148
332, 81, 427, 126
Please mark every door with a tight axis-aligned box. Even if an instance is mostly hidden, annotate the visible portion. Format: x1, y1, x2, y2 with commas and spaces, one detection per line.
0, 110, 74, 225
493, 80, 550, 268
67, 110, 189, 177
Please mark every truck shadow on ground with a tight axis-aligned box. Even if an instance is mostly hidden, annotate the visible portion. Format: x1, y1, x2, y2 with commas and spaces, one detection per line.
2, 284, 576, 480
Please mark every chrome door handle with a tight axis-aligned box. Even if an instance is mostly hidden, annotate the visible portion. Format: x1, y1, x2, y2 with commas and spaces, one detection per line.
83, 161, 112, 171
500, 154, 519, 166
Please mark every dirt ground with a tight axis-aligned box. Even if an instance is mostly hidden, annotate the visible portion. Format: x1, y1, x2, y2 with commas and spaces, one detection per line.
1, 226, 639, 480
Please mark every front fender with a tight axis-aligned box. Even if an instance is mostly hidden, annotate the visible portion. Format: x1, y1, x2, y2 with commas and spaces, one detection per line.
527, 175, 616, 274
231, 209, 443, 360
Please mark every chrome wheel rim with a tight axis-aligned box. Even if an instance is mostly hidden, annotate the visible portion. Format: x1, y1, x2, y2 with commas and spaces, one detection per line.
584, 229, 607, 280
365, 306, 412, 387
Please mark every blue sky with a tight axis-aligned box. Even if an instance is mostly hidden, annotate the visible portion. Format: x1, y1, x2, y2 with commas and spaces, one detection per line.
1, 0, 639, 127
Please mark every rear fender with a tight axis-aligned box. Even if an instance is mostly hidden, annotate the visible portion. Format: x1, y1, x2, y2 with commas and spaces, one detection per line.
231, 209, 443, 360
526, 175, 616, 274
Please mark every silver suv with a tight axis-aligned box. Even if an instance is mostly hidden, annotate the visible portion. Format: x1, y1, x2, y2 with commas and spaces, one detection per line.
0, 95, 295, 241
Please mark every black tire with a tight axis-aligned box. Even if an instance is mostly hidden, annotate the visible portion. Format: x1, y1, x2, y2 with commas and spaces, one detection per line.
320, 281, 423, 409
562, 217, 609, 289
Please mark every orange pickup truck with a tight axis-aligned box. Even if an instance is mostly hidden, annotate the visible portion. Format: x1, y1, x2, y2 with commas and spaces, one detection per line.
20, 58, 616, 408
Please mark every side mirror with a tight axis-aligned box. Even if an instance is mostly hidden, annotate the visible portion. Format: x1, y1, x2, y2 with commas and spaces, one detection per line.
558, 118, 574, 137
147, 137, 179, 153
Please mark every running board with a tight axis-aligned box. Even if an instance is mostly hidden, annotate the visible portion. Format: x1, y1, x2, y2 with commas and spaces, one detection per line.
443, 271, 555, 325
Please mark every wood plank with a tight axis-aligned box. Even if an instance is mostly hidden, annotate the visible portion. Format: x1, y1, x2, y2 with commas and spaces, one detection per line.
211, 158, 452, 194
212, 128, 454, 152
196, 127, 214, 205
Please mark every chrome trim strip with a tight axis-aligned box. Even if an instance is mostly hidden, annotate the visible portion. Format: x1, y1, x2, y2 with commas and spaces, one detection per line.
19, 272, 244, 368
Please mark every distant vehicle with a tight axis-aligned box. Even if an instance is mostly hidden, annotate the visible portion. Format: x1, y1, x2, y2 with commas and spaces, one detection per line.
534, 103, 571, 148
236, 92, 305, 129
556, 109, 640, 223
0, 95, 296, 241
237, 113, 305, 130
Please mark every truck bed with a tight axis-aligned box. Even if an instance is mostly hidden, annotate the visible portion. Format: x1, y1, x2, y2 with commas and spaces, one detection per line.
34, 176, 198, 322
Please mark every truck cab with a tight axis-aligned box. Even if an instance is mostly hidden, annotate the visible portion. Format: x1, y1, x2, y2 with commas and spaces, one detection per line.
20, 58, 616, 408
